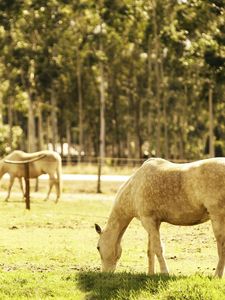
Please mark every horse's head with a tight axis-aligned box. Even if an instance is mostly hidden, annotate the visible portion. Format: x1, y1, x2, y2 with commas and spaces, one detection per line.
95, 223, 122, 272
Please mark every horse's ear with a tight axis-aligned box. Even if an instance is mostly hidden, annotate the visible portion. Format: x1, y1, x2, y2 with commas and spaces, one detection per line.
95, 223, 102, 234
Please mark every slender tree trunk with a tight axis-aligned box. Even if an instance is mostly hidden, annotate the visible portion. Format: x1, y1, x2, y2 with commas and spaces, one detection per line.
66, 121, 72, 165
28, 99, 36, 152
134, 99, 142, 158
35, 100, 41, 190
46, 114, 50, 148
37, 100, 44, 150
50, 88, 58, 151
147, 37, 154, 156
160, 62, 169, 159
209, 86, 214, 157
162, 94, 168, 158
179, 85, 188, 159
111, 75, 121, 158
97, 40, 106, 193
20, 65, 36, 153
0, 94, 3, 127
152, 1, 161, 157
127, 79, 134, 160
77, 55, 84, 162
8, 96, 13, 150
99, 59, 105, 158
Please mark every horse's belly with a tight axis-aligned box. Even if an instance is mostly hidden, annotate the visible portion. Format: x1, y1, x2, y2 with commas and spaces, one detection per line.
28, 166, 41, 178
163, 208, 210, 226
138, 198, 210, 226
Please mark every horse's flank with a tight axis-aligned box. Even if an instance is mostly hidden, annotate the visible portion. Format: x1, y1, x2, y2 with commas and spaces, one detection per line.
96, 157, 225, 277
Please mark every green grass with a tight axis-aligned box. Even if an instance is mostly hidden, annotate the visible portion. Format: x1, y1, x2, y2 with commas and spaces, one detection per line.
0, 187, 225, 299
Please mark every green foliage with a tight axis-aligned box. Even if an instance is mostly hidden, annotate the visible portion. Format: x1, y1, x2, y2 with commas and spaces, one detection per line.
0, 125, 23, 156
0, 0, 224, 158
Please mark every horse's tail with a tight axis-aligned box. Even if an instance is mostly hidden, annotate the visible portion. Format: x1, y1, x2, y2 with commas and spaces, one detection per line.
56, 154, 62, 202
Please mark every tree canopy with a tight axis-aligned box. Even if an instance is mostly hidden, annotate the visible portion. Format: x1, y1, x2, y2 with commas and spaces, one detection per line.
0, 0, 224, 160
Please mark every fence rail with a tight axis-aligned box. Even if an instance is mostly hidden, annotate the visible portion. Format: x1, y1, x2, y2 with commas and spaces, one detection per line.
62, 156, 190, 166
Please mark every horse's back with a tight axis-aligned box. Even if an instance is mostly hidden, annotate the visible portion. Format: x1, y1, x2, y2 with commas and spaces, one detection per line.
6, 150, 61, 162
128, 158, 225, 225
4, 150, 61, 177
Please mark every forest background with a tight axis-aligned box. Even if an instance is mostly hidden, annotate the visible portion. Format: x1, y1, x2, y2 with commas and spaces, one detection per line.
0, 0, 224, 163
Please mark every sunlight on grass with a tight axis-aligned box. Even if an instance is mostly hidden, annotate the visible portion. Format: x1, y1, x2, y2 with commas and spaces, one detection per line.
0, 191, 223, 299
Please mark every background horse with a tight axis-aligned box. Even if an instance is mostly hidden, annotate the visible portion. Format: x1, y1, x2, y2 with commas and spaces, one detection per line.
95, 157, 225, 277
0, 150, 62, 203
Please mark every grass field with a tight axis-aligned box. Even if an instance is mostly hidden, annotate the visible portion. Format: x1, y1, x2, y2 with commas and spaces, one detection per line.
1, 177, 225, 299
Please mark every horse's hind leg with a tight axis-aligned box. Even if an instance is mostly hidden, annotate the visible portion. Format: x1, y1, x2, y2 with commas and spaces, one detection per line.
54, 177, 60, 203
211, 215, 225, 277
5, 176, 15, 202
141, 217, 169, 275
44, 178, 54, 201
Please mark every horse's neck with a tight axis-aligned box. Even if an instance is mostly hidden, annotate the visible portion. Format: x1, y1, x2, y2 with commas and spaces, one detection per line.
105, 207, 133, 245
104, 176, 134, 244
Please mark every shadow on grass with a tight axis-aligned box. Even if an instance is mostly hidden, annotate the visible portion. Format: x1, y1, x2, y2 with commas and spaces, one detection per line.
77, 271, 180, 300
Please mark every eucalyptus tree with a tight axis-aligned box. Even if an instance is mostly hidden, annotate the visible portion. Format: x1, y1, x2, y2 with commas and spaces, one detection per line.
0, 0, 24, 152
175, 0, 225, 158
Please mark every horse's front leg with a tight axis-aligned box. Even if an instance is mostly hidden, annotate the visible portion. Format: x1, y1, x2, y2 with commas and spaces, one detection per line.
147, 234, 155, 274
211, 215, 225, 277
141, 217, 169, 275
5, 176, 15, 202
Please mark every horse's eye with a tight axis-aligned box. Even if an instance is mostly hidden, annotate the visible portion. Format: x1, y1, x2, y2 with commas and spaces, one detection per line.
97, 246, 100, 251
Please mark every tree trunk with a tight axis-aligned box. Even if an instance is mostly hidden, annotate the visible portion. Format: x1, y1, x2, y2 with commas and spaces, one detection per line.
8, 96, 13, 150
163, 94, 169, 158
111, 75, 121, 157
152, 1, 161, 157
127, 79, 135, 160
50, 88, 58, 151
209, 86, 214, 157
66, 121, 72, 165
37, 100, 44, 150
147, 37, 154, 157
179, 85, 189, 159
77, 55, 84, 162
0, 94, 3, 127
46, 114, 50, 149
99, 60, 105, 159
134, 99, 142, 159
160, 62, 169, 159
97, 40, 106, 193
27, 99, 36, 152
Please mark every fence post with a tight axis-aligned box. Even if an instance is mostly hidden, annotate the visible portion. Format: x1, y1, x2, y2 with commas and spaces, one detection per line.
24, 162, 30, 210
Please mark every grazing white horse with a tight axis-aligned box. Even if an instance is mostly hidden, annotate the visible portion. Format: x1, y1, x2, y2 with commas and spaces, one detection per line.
95, 157, 225, 277
0, 150, 62, 203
